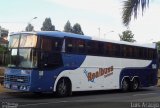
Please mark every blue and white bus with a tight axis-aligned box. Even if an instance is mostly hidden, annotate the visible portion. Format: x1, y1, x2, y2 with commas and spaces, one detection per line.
4, 31, 158, 97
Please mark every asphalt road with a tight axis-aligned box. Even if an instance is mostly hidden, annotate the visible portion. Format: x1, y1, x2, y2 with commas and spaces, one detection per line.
1, 87, 160, 108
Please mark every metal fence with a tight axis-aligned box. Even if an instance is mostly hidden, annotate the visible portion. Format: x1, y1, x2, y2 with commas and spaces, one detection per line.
0, 53, 9, 66
0, 53, 7, 84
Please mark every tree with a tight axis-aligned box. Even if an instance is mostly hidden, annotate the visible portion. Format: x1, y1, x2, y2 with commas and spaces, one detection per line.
72, 23, 84, 35
41, 18, 55, 31
25, 23, 34, 31
156, 41, 160, 51
119, 30, 136, 42
0, 45, 6, 54
64, 20, 73, 33
0, 26, 8, 37
122, 0, 150, 26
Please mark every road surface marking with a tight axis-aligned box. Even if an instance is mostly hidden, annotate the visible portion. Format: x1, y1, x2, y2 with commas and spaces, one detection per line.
133, 93, 157, 96
19, 101, 69, 107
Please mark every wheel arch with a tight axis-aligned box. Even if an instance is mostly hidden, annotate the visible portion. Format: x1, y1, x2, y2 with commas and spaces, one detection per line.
131, 76, 140, 86
53, 76, 72, 92
131, 76, 139, 81
120, 76, 130, 89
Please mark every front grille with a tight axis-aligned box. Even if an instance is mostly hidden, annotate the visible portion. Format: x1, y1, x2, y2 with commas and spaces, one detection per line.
4, 75, 30, 83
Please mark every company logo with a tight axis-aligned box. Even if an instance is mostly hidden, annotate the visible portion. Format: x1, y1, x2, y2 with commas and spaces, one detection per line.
2, 102, 18, 108
84, 66, 114, 82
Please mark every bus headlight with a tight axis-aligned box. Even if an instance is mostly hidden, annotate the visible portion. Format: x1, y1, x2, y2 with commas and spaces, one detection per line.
21, 70, 31, 75
4, 83, 10, 88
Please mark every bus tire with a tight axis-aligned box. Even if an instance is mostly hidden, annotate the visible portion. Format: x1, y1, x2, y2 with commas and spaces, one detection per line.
121, 78, 130, 92
56, 78, 71, 97
130, 78, 139, 91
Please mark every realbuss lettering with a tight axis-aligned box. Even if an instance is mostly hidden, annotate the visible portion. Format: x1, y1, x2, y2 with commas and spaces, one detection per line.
84, 66, 113, 82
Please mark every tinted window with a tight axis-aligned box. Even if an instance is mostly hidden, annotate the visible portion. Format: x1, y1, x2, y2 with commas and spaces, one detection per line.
98, 42, 105, 56
128, 46, 133, 58
41, 37, 52, 52
52, 38, 63, 52
105, 43, 112, 56
113, 44, 120, 57
86, 40, 94, 55
64, 37, 157, 60
66, 37, 76, 53
76, 39, 85, 54
121, 45, 127, 58
134, 47, 139, 59
39, 36, 63, 69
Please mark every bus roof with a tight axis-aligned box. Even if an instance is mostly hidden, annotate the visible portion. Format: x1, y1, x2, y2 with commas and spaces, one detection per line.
92, 37, 156, 49
10, 31, 156, 49
37, 31, 92, 40
10, 31, 91, 40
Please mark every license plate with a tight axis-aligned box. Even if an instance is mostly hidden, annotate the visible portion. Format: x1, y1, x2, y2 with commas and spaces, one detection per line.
5, 84, 10, 88
12, 84, 18, 89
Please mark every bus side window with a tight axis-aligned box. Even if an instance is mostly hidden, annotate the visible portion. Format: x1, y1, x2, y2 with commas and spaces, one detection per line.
41, 37, 52, 52
76, 39, 85, 54
92, 41, 99, 55
52, 38, 62, 52
115, 44, 120, 57
66, 38, 76, 53
153, 49, 157, 59
122, 45, 127, 58
98, 42, 105, 56
149, 49, 154, 59
105, 43, 112, 57
128, 46, 133, 58
40, 37, 63, 68
139, 48, 143, 59
112, 44, 120, 57
86, 40, 93, 55
125, 46, 132, 58
134, 47, 139, 59
143, 48, 147, 59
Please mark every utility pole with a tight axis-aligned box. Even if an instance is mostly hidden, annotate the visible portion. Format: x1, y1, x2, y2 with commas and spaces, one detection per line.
28, 17, 37, 24
98, 27, 100, 38
26, 17, 38, 31
0, 26, 1, 38
104, 30, 114, 38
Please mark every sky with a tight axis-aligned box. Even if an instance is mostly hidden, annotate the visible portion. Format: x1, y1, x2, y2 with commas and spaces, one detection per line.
0, 0, 160, 43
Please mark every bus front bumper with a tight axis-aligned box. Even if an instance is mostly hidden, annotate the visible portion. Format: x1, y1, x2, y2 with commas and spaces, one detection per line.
4, 82, 30, 91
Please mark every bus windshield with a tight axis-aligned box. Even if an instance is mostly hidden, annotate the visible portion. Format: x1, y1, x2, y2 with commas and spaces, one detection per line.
9, 34, 37, 48
8, 34, 38, 68
8, 48, 38, 68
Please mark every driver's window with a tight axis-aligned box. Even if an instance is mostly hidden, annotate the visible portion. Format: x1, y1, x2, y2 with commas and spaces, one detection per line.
41, 37, 52, 52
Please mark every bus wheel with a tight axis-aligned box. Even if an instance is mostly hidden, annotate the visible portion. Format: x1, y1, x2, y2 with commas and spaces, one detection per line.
131, 78, 139, 91
56, 78, 71, 97
121, 78, 130, 92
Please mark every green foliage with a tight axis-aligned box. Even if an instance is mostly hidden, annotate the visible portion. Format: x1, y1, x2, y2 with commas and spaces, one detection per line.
64, 20, 73, 33
0, 45, 8, 66
41, 18, 55, 31
72, 23, 84, 35
0, 45, 7, 54
0, 26, 8, 37
25, 23, 34, 31
122, 0, 149, 26
119, 30, 136, 42
156, 41, 160, 51
63, 21, 84, 35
